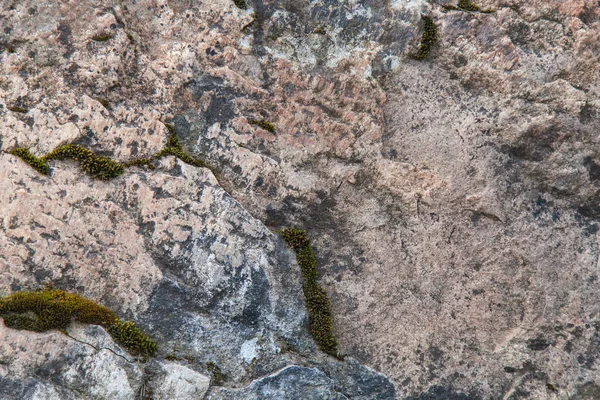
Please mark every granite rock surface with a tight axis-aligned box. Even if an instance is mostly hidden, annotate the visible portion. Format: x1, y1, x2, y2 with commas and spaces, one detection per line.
1, 0, 600, 398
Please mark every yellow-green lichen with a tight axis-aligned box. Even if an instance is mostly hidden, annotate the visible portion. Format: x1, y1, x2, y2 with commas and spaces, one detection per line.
44, 144, 125, 180
8, 148, 49, 175
0, 290, 157, 357
249, 119, 276, 134
280, 228, 338, 357
410, 16, 437, 61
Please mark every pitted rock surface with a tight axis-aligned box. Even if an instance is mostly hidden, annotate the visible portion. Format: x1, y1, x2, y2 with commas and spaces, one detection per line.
2, 0, 600, 399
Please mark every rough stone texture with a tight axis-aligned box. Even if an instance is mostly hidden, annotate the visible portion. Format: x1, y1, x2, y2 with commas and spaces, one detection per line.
208, 365, 347, 399
149, 362, 211, 399
1, 0, 600, 398
207, 361, 394, 399
0, 149, 386, 396
0, 323, 142, 399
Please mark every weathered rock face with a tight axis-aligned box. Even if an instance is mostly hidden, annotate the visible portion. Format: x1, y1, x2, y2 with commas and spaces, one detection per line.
0, 151, 393, 397
1, 0, 599, 398
0, 1, 397, 397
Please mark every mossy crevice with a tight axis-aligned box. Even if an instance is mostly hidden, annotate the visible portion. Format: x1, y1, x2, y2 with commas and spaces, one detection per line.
280, 228, 338, 357
233, 0, 247, 10
92, 33, 112, 42
458, 0, 480, 11
280, 228, 310, 250
109, 320, 157, 356
0, 290, 157, 357
7, 105, 29, 113
249, 119, 276, 134
7, 122, 206, 179
153, 124, 205, 168
443, 1, 495, 13
44, 144, 125, 180
206, 361, 225, 385
94, 97, 111, 110
121, 157, 155, 170
8, 148, 49, 175
410, 16, 437, 61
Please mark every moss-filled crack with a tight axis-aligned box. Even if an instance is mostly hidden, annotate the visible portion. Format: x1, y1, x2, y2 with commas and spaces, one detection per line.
44, 144, 125, 180
7, 105, 29, 113
232, 0, 247, 10
410, 16, 437, 61
248, 119, 276, 133
7, 123, 206, 179
206, 361, 225, 385
8, 148, 49, 175
0, 290, 157, 357
280, 228, 339, 357
443, 1, 495, 13
92, 33, 112, 42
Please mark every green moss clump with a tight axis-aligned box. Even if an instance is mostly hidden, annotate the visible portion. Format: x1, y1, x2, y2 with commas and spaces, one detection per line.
280, 228, 310, 250
92, 33, 112, 42
7, 123, 207, 178
296, 245, 318, 281
296, 245, 338, 355
280, 228, 338, 357
444, 1, 495, 13
7, 106, 28, 113
44, 144, 124, 180
0, 290, 118, 331
3, 314, 39, 331
233, 0, 247, 10
410, 16, 437, 61
122, 158, 155, 170
109, 320, 157, 357
249, 119, 276, 133
457, 0, 480, 11
9, 148, 49, 175
0, 290, 157, 357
